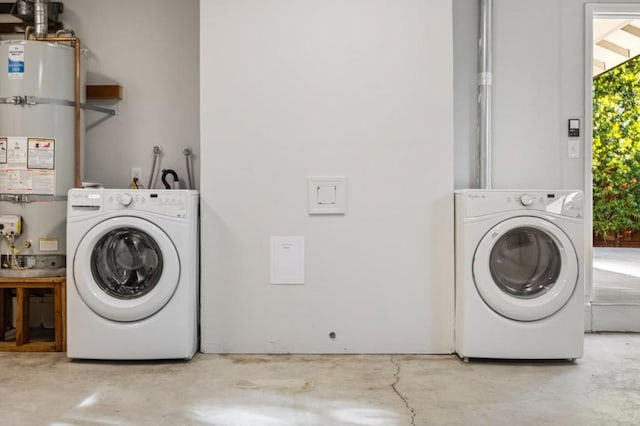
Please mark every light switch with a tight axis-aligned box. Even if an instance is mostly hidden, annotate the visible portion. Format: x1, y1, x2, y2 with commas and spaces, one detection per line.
270, 236, 305, 285
308, 177, 346, 214
568, 140, 580, 159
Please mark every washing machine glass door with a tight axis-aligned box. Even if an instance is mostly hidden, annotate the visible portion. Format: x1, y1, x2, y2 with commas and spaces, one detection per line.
473, 216, 578, 321
73, 216, 180, 322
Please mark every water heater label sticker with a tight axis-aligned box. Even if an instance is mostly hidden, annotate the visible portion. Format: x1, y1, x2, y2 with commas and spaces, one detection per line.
0, 138, 55, 194
6, 169, 32, 192
39, 238, 58, 252
31, 170, 55, 194
27, 138, 55, 170
0, 138, 6, 164
7, 137, 27, 166
8, 45, 24, 80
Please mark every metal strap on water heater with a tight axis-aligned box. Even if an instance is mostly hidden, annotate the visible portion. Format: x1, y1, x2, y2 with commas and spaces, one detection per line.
1, 95, 116, 115
0, 194, 67, 203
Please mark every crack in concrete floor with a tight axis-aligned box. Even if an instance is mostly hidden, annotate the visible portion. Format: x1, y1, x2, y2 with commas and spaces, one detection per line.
390, 356, 416, 426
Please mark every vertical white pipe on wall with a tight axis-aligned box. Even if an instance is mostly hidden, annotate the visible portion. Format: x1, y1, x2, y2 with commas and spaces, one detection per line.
478, 0, 492, 189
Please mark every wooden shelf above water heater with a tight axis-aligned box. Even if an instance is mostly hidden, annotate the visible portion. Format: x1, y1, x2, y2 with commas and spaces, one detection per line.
86, 85, 123, 100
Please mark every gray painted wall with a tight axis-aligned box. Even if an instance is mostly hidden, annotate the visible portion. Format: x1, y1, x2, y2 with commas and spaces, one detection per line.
453, 0, 640, 191
453, 0, 479, 189
55, 1, 640, 194
53, 0, 640, 351
200, 0, 455, 354
61, 0, 200, 189
454, 0, 566, 189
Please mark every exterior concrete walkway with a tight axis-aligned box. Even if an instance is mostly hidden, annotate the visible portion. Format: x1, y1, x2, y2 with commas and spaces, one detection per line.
593, 247, 640, 304
591, 248, 640, 331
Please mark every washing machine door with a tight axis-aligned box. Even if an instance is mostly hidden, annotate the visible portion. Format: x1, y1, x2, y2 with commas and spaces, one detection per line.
73, 216, 180, 322
472, 216, 578, 322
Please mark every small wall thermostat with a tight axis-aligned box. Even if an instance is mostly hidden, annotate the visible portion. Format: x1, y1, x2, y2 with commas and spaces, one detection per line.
568, 119, 580, 137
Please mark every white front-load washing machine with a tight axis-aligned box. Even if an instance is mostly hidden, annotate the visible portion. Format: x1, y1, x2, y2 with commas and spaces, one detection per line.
66, 188, 199, 360
454, 189, 584, 361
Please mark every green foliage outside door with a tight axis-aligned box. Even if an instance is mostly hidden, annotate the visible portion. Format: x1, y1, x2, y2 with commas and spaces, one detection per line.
593, 55, 640, 242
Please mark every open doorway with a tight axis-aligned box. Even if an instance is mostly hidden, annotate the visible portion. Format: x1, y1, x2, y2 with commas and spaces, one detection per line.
586, 5, 640, 332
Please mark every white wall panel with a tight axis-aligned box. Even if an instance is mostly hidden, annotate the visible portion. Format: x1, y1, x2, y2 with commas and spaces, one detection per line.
200, 0, 454, 353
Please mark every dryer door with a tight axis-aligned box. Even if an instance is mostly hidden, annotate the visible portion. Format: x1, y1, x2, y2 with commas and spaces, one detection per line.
472, 216, 578, 321
73, 216, 180, 322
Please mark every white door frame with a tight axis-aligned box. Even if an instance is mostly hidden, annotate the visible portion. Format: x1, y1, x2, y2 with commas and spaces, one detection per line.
584, 3, 640, 303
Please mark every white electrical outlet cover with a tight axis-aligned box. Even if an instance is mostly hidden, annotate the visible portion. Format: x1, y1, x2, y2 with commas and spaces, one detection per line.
131, 168, 143, 184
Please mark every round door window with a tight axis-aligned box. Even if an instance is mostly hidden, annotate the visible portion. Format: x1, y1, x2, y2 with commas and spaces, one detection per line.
472, 217, 578, 322
489, 227, 561, 299
91, 228, 164, 300
74, 216, 180, 322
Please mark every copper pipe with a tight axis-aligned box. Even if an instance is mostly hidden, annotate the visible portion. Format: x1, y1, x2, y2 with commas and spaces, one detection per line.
35, 37, 82, 188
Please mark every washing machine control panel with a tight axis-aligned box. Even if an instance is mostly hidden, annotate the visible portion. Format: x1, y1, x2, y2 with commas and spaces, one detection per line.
68, 189, 195, 219
106, 192, 188, 216
460, 190, 583, 219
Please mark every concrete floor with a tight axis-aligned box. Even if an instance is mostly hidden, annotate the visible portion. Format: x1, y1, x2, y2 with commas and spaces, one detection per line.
0, 334, 639, 425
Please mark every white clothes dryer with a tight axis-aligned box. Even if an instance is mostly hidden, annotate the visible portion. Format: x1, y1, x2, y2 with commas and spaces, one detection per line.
66, 189, 199, 360
454, 189, 584, 361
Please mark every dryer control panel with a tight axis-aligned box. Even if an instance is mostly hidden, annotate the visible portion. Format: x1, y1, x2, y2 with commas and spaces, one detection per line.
68, 189, 198, 219
458, 190, 583, 219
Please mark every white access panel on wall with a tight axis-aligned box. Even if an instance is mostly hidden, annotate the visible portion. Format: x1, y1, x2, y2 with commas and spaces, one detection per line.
270, 236, 305, 285
199, 0, 454, 354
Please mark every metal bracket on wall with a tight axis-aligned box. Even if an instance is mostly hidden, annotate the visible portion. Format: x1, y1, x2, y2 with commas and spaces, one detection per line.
85, 85, 122, 130
0, 194, 68, 203
85, 112, 116, 131
82, 103, 117, 115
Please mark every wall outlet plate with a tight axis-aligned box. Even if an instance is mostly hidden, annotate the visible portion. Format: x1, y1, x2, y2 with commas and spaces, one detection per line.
568, 140, 580, 159
131, 168, 143, 185
308, 176, 346, 214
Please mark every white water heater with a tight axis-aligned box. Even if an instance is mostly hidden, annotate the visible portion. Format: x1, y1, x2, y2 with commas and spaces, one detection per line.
0, 40, 83, 195
0, 40, 85, 276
